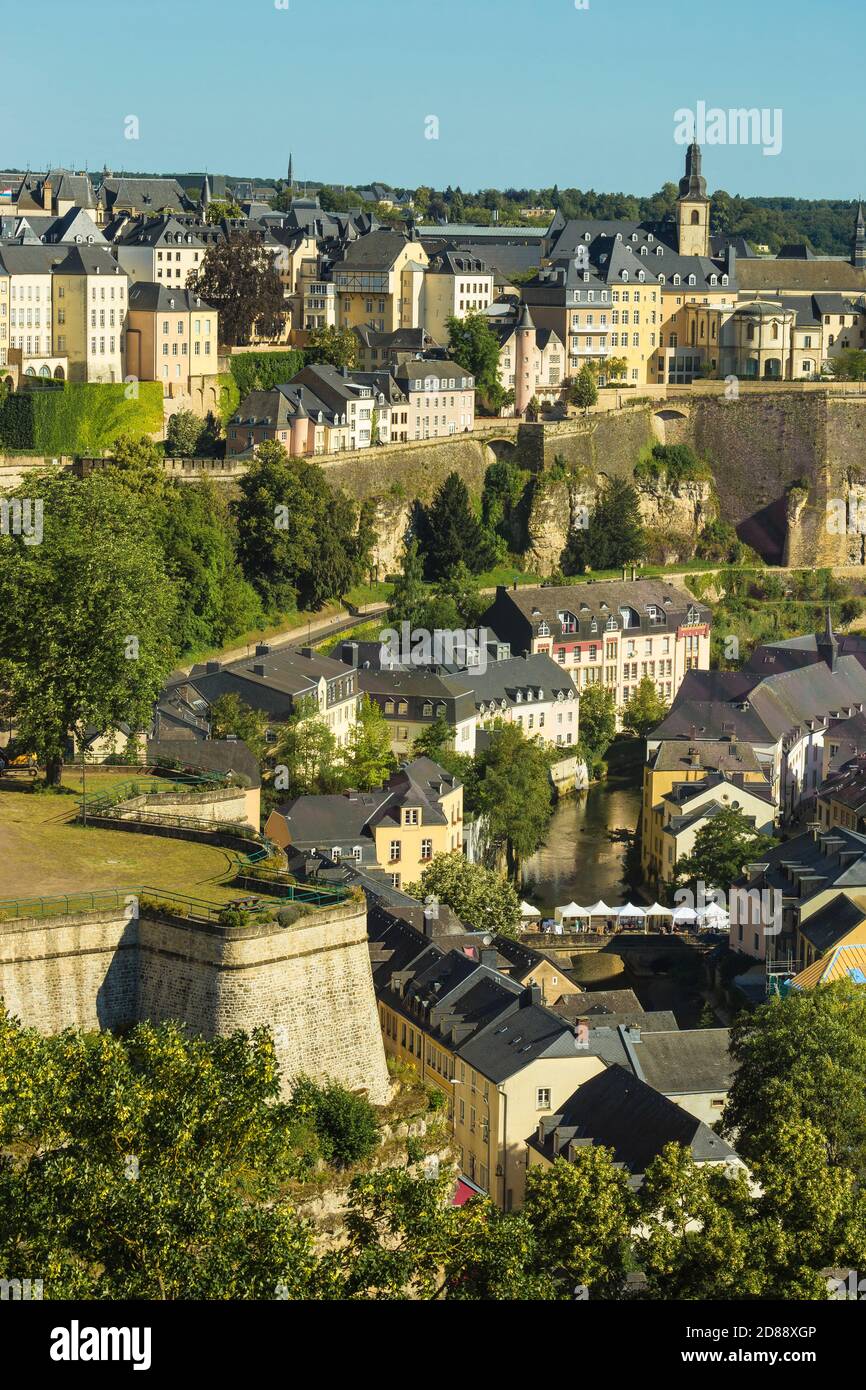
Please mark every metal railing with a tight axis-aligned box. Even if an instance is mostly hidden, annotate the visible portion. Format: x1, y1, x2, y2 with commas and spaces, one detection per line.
0, 880, 348, 924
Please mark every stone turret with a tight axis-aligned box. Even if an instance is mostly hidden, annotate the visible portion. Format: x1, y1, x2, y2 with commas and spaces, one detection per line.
290, 396, 309, 456
514, 302, 536, 417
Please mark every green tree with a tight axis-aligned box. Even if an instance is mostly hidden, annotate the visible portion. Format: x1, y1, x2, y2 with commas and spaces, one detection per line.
205, 197, 242, 223
154, 479, 264, 653
405, 853, 522, 937
577, 684, 617, 763
0, 1012, 322, 1299
285, 1076, 379, 1170
305, 324, 358, 370
387, 539, 430, 629
721, 980, 866, 1171
570, 366, 598, 413
411, 714, 454, 759
188, 230, 285, 345
209, 692, 267, 762
827, 348, 866, 381
446, 311, 502, 398
232, 441, 366, 614
418, 471, 492, 580
0, 470, 177, 784
166, 409, 205, 456
476, 724, 553, 882
275, 697, 341, 796
563, 476, 645, 573
523, 1149, 635, 1298
342, 694, 395, 791
673, 807, 778, 897
620, 676, 668, 739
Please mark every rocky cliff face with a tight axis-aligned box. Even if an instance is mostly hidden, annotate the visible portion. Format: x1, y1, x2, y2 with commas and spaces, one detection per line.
524, 471, 714, 574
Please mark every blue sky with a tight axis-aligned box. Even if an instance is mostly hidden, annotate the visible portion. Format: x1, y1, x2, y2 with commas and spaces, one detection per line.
3, 0, 864, 198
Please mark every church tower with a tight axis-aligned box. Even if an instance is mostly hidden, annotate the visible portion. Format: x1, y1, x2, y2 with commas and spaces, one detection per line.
852, 202, 866, 269
677, 140, 711, 258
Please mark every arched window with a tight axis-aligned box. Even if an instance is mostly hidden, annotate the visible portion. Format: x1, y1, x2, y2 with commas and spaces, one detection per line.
690, 210, 700, 225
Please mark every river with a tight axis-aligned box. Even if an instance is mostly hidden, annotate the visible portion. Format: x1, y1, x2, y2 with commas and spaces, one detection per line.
521, 774, 643, 916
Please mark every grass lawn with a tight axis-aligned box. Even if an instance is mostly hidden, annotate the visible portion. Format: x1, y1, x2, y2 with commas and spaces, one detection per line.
0, 776, 250, 905
184, 581, 393, 665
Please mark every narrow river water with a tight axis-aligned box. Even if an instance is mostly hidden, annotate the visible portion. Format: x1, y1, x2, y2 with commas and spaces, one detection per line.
521, 774, 643, 916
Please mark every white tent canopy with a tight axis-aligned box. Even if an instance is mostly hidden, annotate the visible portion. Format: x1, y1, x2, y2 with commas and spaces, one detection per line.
555, 901, 589, 921
672, 903, 698, 923
699, 901, 730, 927
645, 902, 674, 917
616, 902, 646, 918
583, 901, 614, 917
519, 900, 541, 918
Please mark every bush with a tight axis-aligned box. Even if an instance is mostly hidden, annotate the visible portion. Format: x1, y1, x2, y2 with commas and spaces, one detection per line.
287, 1075, 379, 1169
218, 906, 248, 928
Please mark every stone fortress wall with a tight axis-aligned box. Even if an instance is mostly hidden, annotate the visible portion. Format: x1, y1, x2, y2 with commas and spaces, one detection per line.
0, 896, 390, 1104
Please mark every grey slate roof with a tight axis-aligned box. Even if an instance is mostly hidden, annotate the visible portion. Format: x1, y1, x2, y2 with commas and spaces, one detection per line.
549, 988, 642, 1016
128, 283, 213, 313
624, 1027, 734, 1095
528, 1064, 739, 1178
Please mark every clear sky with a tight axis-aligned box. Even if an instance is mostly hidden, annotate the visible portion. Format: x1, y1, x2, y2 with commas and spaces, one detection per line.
3, 0, 864, 198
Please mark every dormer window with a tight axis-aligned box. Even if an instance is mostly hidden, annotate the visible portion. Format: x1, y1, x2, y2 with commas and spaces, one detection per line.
537, 620, 550, 637
710, 274, 718, 285
687, 605, 702, 624
621, 270, 629, 282
404, 808, 420, 826
516, 691, 523, 703
557, 610, 577, 634
688, 274, 696, 286
673, 274, 681, 286
721, 274, 729, 285
638, 270, 645, 282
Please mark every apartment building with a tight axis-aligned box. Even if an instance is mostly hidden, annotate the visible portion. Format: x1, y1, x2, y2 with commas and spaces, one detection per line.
266, 757, 464, 889
482, 580, 710, 712
177, 642, 359, 748
369, 907, 605, 1208
650, 617, 866, 823
640, 739, 775, 891
460, 651, 580, 749
391, 358, 475, 438
111, 215, 208, 285
126, 283, 217, 395
421, 251, 494, 343
333, 228, 429, 332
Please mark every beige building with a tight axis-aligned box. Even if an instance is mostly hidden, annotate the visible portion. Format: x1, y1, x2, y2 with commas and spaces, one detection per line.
126, 283, 218, 397
369, 908, 604, 1207
265, 757, 464, 891
50, 245, 128, 383
333, 228, 429, 333
111, 215, 208, 286
421, 251, 494, 344
640, 739, 776, 891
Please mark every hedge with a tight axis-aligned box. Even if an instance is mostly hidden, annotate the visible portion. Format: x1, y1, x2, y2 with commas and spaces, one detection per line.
36, 382, 163, 454
0, 382, 163, 454
0, 394, 35, 450
228, 351, 306, 399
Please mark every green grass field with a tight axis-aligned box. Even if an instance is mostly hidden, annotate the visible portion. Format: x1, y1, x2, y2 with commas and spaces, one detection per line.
0, 774, 249, 904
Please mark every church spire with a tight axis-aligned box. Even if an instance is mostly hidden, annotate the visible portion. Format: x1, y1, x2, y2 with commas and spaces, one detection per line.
678, 139, 708, 201
853, 200, 866, 268
817, 606, 838, 672
287, 152, 294, 194
199, 172, 211, 214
